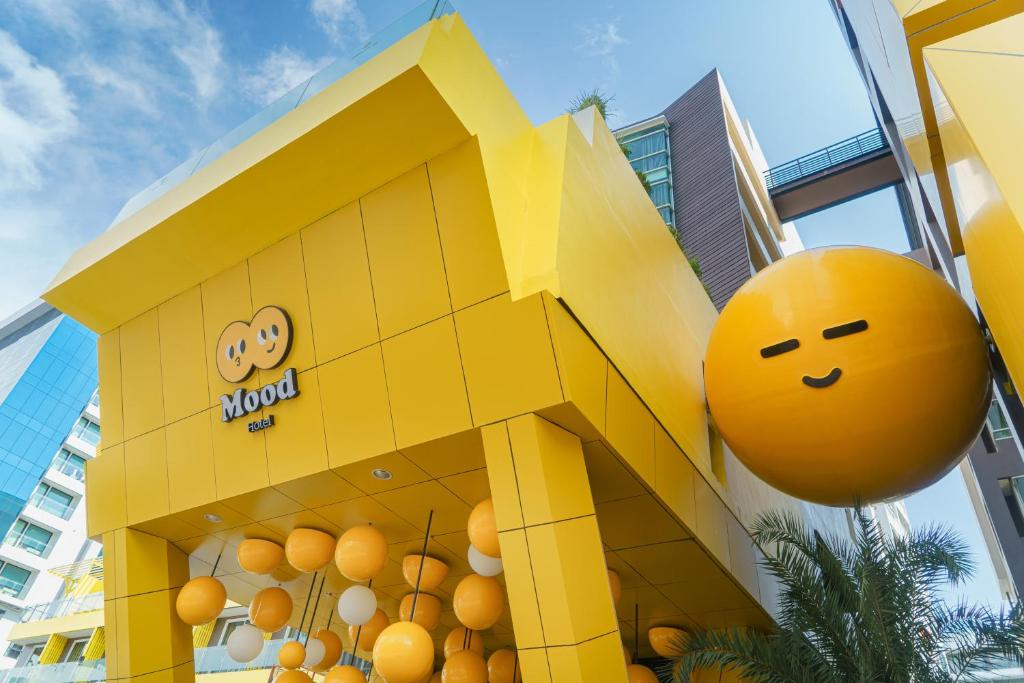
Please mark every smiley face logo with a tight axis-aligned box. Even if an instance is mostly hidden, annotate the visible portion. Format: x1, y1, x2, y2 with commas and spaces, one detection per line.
216, 306, 293, 383
704, 246, 990, 506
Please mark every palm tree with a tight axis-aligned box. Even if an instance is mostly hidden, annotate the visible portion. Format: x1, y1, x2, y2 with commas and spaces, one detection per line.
665, 509, 1024, 682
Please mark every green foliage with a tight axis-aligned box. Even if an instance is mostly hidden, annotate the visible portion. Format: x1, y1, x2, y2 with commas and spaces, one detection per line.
664, 509, 1024, 682
687, 255, 702, 278
567, 88, 613, 119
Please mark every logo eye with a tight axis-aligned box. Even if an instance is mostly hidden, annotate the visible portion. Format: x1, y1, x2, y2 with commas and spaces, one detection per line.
256, 329, 267, 345
226, 345, 234, 360
823, 320, 868, 339
270, 324, 279, 341
238, 338, 246, 354
760, 339, 800, 359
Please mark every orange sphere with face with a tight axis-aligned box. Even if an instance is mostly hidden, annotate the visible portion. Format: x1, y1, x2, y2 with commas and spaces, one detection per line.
704, 247, 990, 505
216, 306, 293, 383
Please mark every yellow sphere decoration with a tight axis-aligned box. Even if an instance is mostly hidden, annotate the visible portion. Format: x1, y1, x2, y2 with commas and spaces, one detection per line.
249, 586, 293, 632
372, 621, 434, 683
452, 574, 503, 631
276, 670, 312, 683
649, 626, 687, 658
237, 538, 285, 575
466, 499, 500, 558
626, 664, 659, 683
608, 569, 622, 607
311, 630, 342, 672
704, 246, 990, 506
335, 525, 388, 582
442, 650, 487, 683
443, 627, 483, 659
399, 593, 441, 631
349, 608, 390, 652
279, 641, 305, 670
402, 554, 450, 592
324, 665, 367, 683
285, 528, 336, 573
175, 576, 226, 626
487, 649, 521, 683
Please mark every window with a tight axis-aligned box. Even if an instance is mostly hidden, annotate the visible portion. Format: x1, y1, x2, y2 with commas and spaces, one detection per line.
87, 390, 100, 409
5, 519, 53, 556
61, 638, 88, 663
29, 483, 75, 520
218, 618, 247, 645
0, 562, 31, 597
25, 645, 44, 666
989, 400, 1013, 441
51, 449, 86, 482
1000, 477, 1024, 537
4, 643, 22, 659
70, 418, 100, 446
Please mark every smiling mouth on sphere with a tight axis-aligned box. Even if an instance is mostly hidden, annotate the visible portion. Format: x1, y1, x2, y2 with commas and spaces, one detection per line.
802, 367, 842, 388
266, 343, 276, 353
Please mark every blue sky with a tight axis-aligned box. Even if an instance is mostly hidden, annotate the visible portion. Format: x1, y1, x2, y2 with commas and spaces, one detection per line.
0, 0, 997, 604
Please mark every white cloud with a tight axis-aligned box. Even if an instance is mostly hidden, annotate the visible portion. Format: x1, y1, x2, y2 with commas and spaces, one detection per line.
311, 0, 368, 47
241, 47, 331, 106
168, 4, 224, 103
0, 31, 77, 189
77, 59, 155, 113
577, 19, 627, 73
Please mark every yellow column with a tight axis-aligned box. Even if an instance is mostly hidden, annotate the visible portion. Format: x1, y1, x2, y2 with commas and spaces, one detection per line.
482, 414, 626, 683
102, 527, 195, 681
83, 627, 105, 660
38, 633, 68, 664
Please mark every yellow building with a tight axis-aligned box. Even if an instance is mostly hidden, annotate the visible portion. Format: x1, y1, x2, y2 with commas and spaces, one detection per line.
40, 3, 853, 681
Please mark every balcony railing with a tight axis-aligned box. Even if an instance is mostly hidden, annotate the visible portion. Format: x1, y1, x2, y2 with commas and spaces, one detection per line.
19, 592, 102, 623
27, 496, 74, 520
764, 128, 888, 190
1, 660, 104, 682
51, 459, 85, 482
195, 640, 285, 674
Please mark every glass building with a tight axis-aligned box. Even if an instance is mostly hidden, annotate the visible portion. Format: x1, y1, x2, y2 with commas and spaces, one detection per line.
618, 119, 675, 227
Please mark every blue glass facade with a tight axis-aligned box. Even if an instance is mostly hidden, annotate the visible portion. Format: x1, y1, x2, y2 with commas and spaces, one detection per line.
619, 123, 675, 227
0, 317, 97, 536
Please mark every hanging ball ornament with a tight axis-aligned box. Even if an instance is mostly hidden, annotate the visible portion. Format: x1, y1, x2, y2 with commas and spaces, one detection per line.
487, 649, 522, 683
276, 670, 313, 683
285, 528, 336, 573
311, 629, 342, 672
442, 649, 487, 683
249, 586, 293, 632
429, 673, 443, 683
237, 538, 285, 575
467, 545, 503, 577
453, 574, 504, 631
466, 499, 500, 558
626, 664, 659, 683
402, 554, 450, 591
302, 638, 326, 669
608, 569, 622, 607
399, 593, 441, 631
324, 666, 367, 683
349, 608, 389, 652
226, 623, 264, 663
279, 641, 306, 670
443, 626, 483, 659
337, 585, 377, 626
175, 576, 226, 626
648, 626, 687, 658
335, 525, 388, 582
372, 621, 435, 683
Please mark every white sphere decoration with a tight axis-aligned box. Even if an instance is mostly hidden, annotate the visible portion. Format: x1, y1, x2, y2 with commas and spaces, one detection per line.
302, 637, 326, 669
468, 544, 503, 577
337, 584, 377, 626
226, 623, 264, 663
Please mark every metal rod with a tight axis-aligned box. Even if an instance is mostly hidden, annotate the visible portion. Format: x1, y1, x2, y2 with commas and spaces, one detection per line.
210, 549, 223, 577
348, 578, 372, 660
304, 573, 328, 647
409, 510, 435, 620
512, 649, 518, 681
297, 571, 318, 642
634, 603, 639, 664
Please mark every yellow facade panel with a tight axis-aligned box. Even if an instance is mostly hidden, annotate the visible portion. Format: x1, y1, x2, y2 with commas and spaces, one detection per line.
653, 424, 697, 532
97, 329, 124, 446
362, 164, 452, 338
373, 480, 472, 535
200, 262, 259, 406
544, 294, 607, 441
334, 451, 429, 495
581, 440, 647, 504
428, 137, 509, 310
248, 233, 316, 380
605, 368, 655, 484
726, 514, 761, 602
300, 202, 379, 364
694, 476, 732, 569
400, 428, 486, 479
111, 527, 190, 599
381, 316, 472, 449
120, 309, 165, 440
209, 407, 269, 500
517, 647, 552, 683
123, 429, 170, 525
264, 368, 329, 484
454, 293, 563, 427
165, 412, 217, 514
480, 422, 524, 532
272, 470, 362, 509
86, 444, 127, 537
594, 495, 688, 550
123, 588, 193, 675
548, 630, 628, 683
158, 287, 210, 423
318, 344, 396, 469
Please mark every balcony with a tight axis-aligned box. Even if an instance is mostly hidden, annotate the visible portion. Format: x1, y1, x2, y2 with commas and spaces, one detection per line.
194, 640, 285, 674
1, 660, 104, 682
19, 592, 102, 623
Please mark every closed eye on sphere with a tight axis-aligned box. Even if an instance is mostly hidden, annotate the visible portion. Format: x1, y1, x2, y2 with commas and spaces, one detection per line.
823, 319, 869, 339
760, 338, 800, 358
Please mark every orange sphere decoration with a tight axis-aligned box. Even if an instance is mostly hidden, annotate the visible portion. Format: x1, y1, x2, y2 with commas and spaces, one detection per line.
311, 630, 342, 671
608, 569, 622, 606
649, 626, 687, 658
237, 538, 285, 575
453, 574, 504, 630
443, 627, 483, 659
487, 649, 522, 683
348, 608, 389, 652
279, 641, 305, 670
250, 586, 293, 632
399, 593, 441, 631
324, 665, 367, 683
335, 525, 388, 582
285, 528, 336, 573
276, 670, 312, 683
402, 554, 450, 592
372, 621, 435, 683
626, 664, 659, 683
429, 673, 443, 683
467, 499, 500, 558
442, 650, 487, 683
175, 576, 226, 626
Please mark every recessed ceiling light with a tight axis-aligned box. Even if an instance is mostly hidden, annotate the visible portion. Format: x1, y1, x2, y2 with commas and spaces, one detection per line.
203, 513, 222, 523
371, 468, 393, 481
